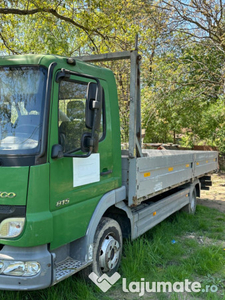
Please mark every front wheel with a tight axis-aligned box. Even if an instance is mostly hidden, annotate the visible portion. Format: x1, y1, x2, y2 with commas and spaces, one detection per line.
91, 217, 123, 277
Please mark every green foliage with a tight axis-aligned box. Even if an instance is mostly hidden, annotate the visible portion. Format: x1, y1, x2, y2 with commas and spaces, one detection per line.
0, 0, 225, 148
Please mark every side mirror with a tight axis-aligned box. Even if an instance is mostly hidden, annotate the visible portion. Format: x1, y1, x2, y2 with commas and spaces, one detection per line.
85, 82, 102, 130
51, 144, 64, 159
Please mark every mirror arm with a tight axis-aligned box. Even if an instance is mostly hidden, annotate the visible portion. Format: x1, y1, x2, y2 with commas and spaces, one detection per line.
55, 70, 70, 83
58, 68, 101, 87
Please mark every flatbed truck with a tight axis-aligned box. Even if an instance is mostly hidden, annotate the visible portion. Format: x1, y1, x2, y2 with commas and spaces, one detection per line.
0, 49, 217, 290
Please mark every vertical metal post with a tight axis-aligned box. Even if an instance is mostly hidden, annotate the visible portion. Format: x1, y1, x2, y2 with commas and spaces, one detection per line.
136, 56, 142, 155
129, 51, 138, 158
129, 51, 142, 158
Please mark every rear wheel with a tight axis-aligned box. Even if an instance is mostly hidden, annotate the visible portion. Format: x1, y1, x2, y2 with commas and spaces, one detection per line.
182, 188, 197, 214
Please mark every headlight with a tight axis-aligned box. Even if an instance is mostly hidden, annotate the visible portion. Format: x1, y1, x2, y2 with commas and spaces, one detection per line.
0, 218, 25, 238
0, 260, 41, 276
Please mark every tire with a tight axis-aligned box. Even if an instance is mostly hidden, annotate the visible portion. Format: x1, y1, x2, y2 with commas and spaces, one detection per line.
182, 187, 197, 214
82, 217, 123, 278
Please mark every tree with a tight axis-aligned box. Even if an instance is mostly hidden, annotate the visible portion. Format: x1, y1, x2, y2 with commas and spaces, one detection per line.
0, 0, 225, 151
0, 0, 113, 54
141, 0, 225, 147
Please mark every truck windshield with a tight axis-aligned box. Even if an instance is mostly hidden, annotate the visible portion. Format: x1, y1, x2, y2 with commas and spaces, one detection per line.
0, 66, 47, 155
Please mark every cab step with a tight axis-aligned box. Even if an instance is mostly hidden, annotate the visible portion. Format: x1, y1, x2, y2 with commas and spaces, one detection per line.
55, 257, 87, 283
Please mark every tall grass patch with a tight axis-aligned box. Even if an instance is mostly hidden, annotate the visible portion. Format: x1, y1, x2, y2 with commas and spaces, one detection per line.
1, 204, 225, 299
121, 205, 225, 298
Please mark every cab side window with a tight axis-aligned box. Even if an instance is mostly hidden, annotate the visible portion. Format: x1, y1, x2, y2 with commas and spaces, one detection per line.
58, 80, 104, 153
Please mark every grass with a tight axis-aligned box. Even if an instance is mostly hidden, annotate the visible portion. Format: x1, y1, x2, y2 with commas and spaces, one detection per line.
1, 205, 225, 299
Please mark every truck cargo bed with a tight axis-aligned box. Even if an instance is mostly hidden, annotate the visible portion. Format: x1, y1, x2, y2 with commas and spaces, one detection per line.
122, 149, 218, 206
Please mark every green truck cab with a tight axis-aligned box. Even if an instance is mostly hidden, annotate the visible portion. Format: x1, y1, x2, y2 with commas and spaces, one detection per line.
0, 52, 218, 290
0, 54, 124, 289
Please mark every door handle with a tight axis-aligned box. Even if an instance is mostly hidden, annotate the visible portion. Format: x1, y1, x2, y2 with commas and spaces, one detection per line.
100, 169, 113, 176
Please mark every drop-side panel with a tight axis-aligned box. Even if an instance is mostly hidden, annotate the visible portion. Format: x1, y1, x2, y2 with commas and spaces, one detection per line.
122, 149, 218, 206
137, 151, 194, 199
193, 151, 218, 177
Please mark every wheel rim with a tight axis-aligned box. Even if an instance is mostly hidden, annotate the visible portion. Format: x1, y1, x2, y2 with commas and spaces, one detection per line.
99, 234, 120, 272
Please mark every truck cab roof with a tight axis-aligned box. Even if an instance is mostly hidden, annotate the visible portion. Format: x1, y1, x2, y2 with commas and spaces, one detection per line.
0, 54, 112, 80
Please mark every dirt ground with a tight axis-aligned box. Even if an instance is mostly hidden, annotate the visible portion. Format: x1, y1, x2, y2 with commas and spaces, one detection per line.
197, 172, 225, 213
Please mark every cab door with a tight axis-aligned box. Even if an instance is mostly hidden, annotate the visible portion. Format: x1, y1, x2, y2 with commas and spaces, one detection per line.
49, 72, 116, 249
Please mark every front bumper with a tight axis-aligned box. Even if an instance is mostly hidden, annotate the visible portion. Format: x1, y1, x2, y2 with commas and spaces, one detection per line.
0, 245, 52, 290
